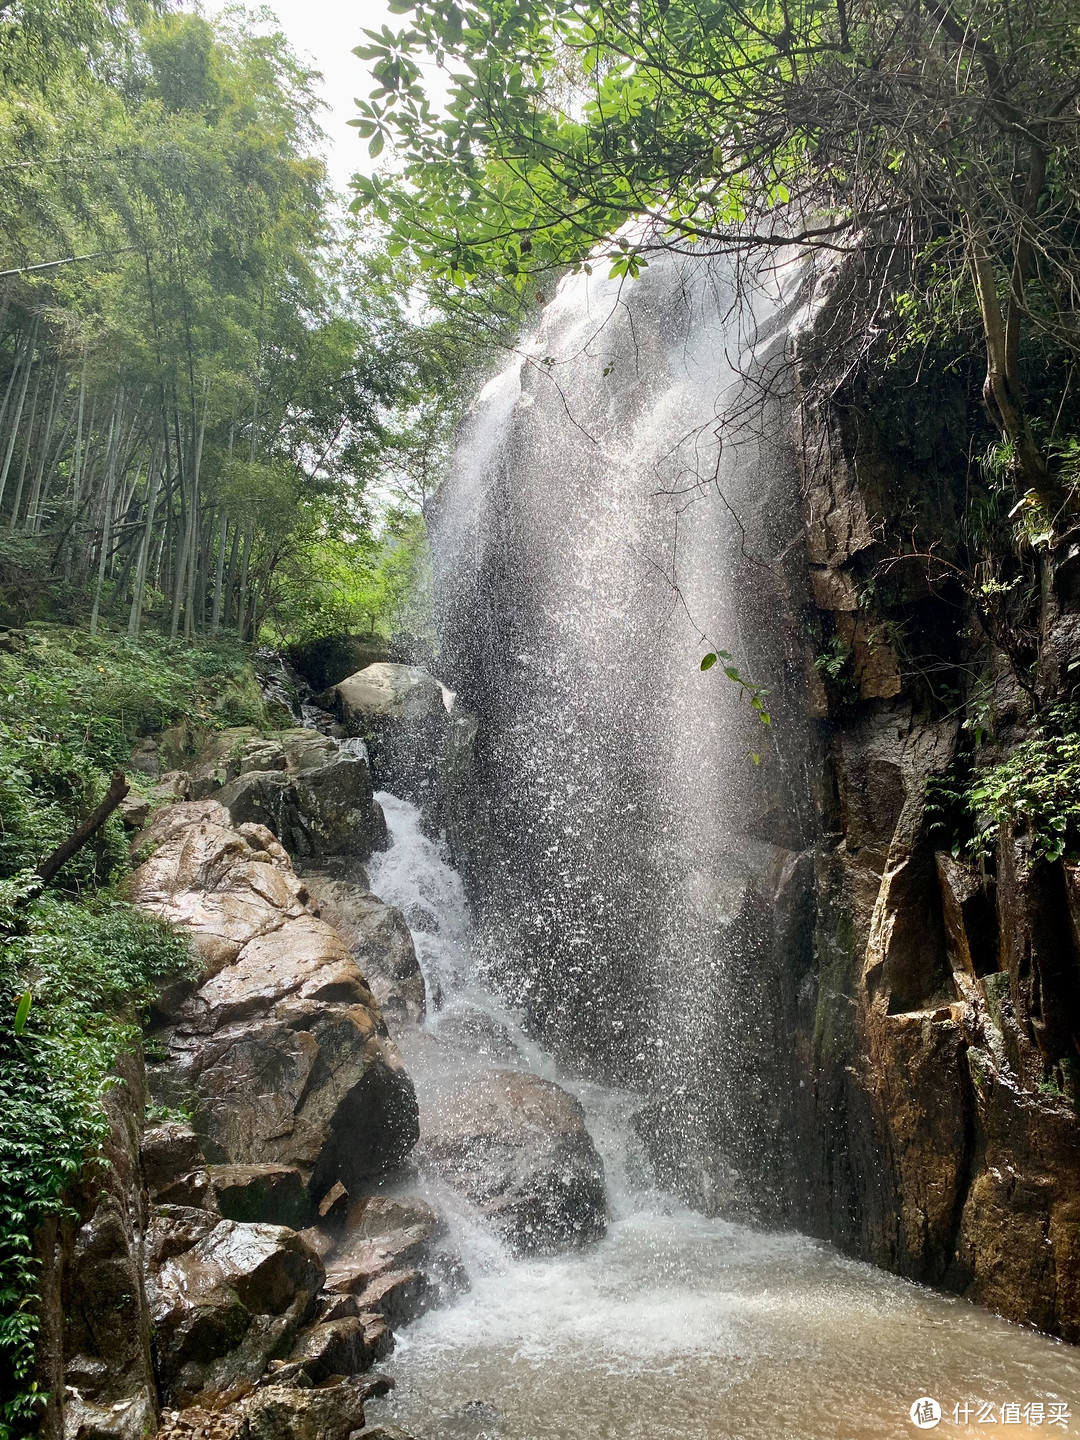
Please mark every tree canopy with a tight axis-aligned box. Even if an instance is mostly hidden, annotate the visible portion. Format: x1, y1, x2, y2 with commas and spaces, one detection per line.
0, 0, 470, 646
352, 0, 1080, 500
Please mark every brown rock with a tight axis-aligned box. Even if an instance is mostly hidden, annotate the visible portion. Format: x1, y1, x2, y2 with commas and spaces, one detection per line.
240, 1379, 368, 1440
138, 813, 419, 1194
318, 1180, 350, 1220
323, 1225, 430, 1300
835, 612, 902, 700
343, 1196, 441, 1242
208, 1166, 309, 1228
155, 1170, 216, 1210
150, 1221, 324, 1406
301, 874, 425, 1026
141, 1123, 205, 1197
130, 806, 310, 975
148, 1206, 221, 1267
935, 852, 999, 980
189, 729, 281, 801
810, 565, 859, 611
287, 1317, 373, 1380
120, 793, 151, 830
352, 1269, 431, 1328
296, 1226, 335, 1261
47, 1056, 157, 1439
155, 1004, 417, 1197
415, 1069, 606, 1255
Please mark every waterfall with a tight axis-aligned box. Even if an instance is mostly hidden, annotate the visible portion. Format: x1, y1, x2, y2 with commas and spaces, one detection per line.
357, 249, 1080, 1440
432, 248, 818, 1218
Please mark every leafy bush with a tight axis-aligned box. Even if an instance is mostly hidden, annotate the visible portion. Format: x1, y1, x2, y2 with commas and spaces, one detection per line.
0, 625, 232, 1434
0, 749, 127, 889
0, 882, 194, 1435
927, 708, 1080, 866
969, 727, 1080, 864
0, 628, 272, 888
0, 628, 257, 770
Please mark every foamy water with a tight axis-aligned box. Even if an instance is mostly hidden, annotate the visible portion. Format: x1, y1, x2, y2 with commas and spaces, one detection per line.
364, 794, 1080, 1440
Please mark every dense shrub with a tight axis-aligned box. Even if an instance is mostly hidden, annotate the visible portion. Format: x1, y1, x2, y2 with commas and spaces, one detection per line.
0, 625, 250, 1434
927, 707, 1080, 866
0, 883, 194, 1435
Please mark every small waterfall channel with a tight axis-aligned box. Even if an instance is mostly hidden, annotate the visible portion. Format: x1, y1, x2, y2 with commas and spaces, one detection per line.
359, 792, 1080, 1440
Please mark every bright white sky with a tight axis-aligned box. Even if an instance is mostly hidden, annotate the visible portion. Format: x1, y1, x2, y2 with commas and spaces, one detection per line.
205, 0, 439, 193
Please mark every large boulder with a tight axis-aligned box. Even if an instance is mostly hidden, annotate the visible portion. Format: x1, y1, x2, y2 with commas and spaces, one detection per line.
133, 803, 419, 1204
181, 725, 388, 862
189, 729, 286, 801
414, 1069, 606, 1254
240, 1378, 370, 1440
216, 747, 387, 862
301, 869, 425, 1026
328, 665, 447, 727
130, 801, 311, 978
149, 916, 418, 1195
149, 1221, 324, 1406
207, 1166, 310, 1228
320, 664, 451, 801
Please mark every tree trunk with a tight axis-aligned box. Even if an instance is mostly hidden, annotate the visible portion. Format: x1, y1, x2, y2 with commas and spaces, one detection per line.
23, 363, 61, 532
236, 527, 252, 641
89, 395, 121, 637
0, 321, 35, 511
8, 352, 43, 529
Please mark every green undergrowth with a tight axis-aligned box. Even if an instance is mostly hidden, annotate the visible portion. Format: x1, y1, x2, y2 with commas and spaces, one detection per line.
927, 706, 1080, 866
0, 624, 255, 1436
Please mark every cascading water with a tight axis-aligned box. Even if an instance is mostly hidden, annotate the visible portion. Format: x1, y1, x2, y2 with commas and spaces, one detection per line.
432, 247, 818, 1216
361, 793, 1080, 1440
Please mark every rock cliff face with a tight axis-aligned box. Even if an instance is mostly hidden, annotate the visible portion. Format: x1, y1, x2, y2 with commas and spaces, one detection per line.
783, 267, 1080, 1339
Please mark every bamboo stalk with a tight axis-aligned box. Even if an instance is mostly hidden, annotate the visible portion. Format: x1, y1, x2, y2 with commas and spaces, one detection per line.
89, 391, 122, 636
8, 349, 43, 528
0, 320, 37, 514
128, 446, 161, 638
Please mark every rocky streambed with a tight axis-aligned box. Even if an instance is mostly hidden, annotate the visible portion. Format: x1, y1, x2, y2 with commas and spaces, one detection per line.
47, 662, 607, 1440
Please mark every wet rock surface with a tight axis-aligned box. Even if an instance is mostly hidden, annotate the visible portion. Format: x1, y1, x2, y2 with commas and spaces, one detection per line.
414, 1067, 607, 1254
150, 1221, 324, 1406
41, 1054, 158, 1440
131, 799, 418, 1194
214, 728, 388, 860
320, 663, 451, 801
35, 718, 464, 1440
785, 328, 1080, 1340
299, 869, 426, 1027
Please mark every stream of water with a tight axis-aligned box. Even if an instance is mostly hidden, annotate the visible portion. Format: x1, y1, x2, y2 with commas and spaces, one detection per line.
361, 794, 1080, 1440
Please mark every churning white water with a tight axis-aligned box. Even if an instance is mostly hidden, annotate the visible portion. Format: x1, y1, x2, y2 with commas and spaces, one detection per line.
364, 794, 1080, 1440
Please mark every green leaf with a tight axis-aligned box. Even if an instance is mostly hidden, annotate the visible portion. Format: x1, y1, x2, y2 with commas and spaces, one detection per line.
369, 131, 385, 158
13, 991, 32, 1035
700, 652, 717, 670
